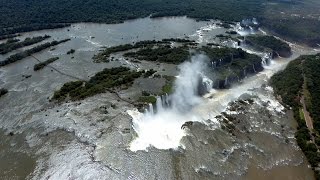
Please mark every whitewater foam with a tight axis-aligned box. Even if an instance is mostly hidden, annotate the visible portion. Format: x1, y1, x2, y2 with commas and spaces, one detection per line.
128, 55, 210, 151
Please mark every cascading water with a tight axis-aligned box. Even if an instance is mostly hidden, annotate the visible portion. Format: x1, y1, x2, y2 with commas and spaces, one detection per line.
261, 53, 272, 67
127, 55, 209, 151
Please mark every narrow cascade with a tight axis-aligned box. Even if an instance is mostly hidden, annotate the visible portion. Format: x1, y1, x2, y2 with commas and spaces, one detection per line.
243, 68, 246, 77
253, 64, 256, 73
261, 58, 267, 67
156, 96, 164, 113
261, 53, 272, 67
224, 77, 228, 87
148, 104, 154, 115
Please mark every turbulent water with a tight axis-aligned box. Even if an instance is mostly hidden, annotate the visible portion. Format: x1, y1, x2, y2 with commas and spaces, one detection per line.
128, 55, 209, 151
0, 17, 319, 179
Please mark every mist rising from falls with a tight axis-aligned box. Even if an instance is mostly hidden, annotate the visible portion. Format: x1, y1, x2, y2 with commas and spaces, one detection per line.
127, 55, 209, 151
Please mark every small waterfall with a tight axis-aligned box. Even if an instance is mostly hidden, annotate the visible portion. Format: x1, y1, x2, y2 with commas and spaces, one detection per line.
211, 61, 216, 69
261, 53, 272, 67
202, 75, 213, 92
224, 77, 228, 87
261, 58, 267, 67
219, 59, 222, 66
165, 93, 169, 107
156, 96, 164, 113
243, 68, 246, 77
253, 64, 256, 73
148, 103, 154, 115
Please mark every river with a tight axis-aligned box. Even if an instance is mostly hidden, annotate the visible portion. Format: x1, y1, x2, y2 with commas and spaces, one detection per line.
0, 16, 319, 179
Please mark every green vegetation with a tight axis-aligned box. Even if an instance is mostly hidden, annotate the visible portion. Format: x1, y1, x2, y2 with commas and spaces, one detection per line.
67, 49, 75, 54
270, 53, 320, 179
93, 39, 192, 63
246, 35, 291, 57
34, 57, 59, 71
0, 0, 319, 46
0, 35, 51, 54
138, 95, 157, 104
270, 58, 303, 108
52, 67, 142, 101
0, 88, 8, 97
0, 0, 264, 36
161, 75, 175, 94
96, 41, 263, 89
201, 47, 262, 88
304, 55, 320, 134
143, 69, 157, 78
0, 34, 20, 40
0, 39, 70, 67
124, 45, 189, 64
0, 23, 69, 37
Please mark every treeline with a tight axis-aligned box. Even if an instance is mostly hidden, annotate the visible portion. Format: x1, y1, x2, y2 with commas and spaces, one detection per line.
245, 35, 291, 57
34, 57, 59, 71
124, 45, 189, 64
201, 47, 263, 88
0, 0, 264, 36
0, 23, 70, 36
0, 39, 70, 67
93, 39, 191, 62
1, 0, 319, 47
304, 55, 320, 134
0, 34, 20, 40
261, 17, 320, 47
270, 54, 320, 179
0, 35, 51, 54
52, 67, 142, 101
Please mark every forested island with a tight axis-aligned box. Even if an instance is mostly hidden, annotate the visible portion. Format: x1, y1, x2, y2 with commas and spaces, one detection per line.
94, 39, 266, 89
271, 53, 320, 179
0, 39, 70, 67
0, 0, 319, 46
52, 67, 143, 101
245, 35, 292, 58
0, 35, 50, 54
34, 57, 59, 71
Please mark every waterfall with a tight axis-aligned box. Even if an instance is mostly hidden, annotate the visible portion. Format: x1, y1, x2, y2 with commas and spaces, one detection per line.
224, 77, 228, 87
202, 75, 213, 92
148, 103, 154, 115
156, 96, 164, 113
128, 55, 207, 151
243, 68, 246, 77
253, 64, 256, 73
261, 53, 272, 67
261, 58, 267, 67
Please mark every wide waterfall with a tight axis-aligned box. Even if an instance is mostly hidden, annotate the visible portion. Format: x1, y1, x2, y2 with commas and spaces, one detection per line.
127, 55, 209, 151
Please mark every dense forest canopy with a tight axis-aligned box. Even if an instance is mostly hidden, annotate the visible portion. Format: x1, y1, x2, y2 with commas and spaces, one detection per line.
1, 0, 319, 46
270, 54, 320, 179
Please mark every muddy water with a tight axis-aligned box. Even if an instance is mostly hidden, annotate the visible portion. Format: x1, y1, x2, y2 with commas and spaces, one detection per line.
0, 16, 319, 179
0, 131, 36, 180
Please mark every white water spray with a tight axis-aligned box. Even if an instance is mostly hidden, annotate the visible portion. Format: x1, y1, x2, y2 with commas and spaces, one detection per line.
127, 55, 208, 151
